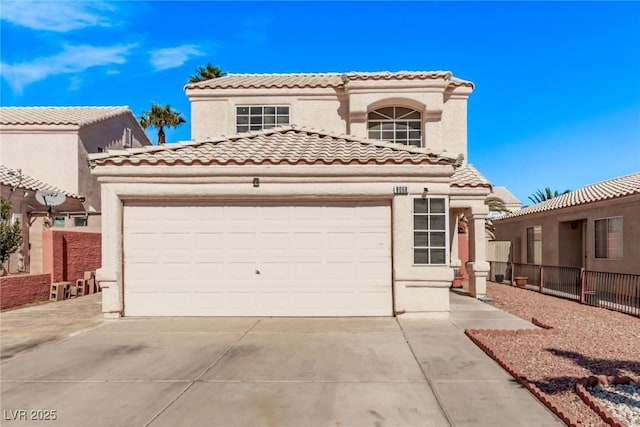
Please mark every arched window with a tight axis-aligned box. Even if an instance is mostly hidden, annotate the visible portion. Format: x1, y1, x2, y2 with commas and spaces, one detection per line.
367, 106, 422, 147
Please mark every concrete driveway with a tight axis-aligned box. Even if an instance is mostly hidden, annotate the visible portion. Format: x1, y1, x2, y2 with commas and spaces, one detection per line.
1, 294, 563, 427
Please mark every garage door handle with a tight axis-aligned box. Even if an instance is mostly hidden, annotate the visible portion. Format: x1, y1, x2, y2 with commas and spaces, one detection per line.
255, 269, 261, 275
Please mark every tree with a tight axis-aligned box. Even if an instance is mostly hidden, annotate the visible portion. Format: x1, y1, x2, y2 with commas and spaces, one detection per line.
458, 195, 509, 237
139, 104, 186, 145
483, 196, 509, 239
0, 197, 22, 275
188, 63, 226, 83
528, 187, 571, 204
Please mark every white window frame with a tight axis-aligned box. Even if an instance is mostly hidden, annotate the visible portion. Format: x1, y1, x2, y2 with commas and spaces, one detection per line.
594, 216, 623, 260
236, 105, 290, 133
367, 106, 422, 147
412, 196, 449, 266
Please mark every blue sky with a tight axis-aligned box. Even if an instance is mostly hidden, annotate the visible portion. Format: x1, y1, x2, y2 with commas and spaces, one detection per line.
1, 1, 639, 204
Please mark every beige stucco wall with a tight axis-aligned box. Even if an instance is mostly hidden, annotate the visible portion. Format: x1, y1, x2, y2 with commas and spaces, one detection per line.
92, 163, 493, 318
79, 114, 150, 153
189, 90, 347, 140
186, 82, 471, 160
0, 115, 151, 212
494, 195, 640, 274
0, 130, 79, 195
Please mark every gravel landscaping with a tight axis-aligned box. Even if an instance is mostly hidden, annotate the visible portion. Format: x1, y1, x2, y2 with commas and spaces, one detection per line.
473, 282, 640, 426
589, 383, 640, 426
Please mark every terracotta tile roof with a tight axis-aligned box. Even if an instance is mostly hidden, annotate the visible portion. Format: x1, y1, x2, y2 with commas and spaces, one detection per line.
0, 165, 81, 198
491, 186, 522, 206
496, 172, 640, 220
185, 71, 473, 90
90, 126, 458, 167
0, 106, 131, 127
450, 164, 492, 188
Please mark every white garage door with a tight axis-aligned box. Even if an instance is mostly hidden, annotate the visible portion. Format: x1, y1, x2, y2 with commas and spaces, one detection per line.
123, 201, 392, 316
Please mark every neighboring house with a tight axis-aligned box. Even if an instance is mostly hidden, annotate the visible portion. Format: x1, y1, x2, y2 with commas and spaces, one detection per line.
493, 172, 640, 275
488, 186, 522, 219
90, 71, 494, 318
0, 165, 85, 274
0, 107, 152, 212
456, 186, 521, 279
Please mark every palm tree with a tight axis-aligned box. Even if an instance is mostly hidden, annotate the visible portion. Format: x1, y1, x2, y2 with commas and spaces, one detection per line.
528, 187, 571, 204
139, 104, 186, 145
458, 195, 508, 236
188, 63, 226, 83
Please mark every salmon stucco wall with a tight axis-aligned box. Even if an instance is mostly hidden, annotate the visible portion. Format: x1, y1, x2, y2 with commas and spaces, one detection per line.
458, 232, 469, 279
42, 230, 101, 283
0, 273, 52, 310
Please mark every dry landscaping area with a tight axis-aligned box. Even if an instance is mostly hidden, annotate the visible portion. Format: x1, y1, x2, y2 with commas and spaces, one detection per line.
472, 282, 640, 426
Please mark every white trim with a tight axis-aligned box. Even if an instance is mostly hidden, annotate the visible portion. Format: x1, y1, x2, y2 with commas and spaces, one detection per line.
236, 105, 290, 132
411, 196, 449, 266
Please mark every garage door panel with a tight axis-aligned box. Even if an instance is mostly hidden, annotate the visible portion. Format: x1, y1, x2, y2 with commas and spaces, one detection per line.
191, 262, 225, 279
124, 202, 391, 316
193, 233, 224, 250
261, 232, 290, 249
292, 232, 323, 249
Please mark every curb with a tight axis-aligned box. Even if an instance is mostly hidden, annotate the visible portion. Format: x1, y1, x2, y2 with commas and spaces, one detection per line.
465, 321, 582, 427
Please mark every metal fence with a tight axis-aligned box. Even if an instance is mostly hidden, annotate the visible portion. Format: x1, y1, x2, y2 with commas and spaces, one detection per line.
583, 271, 640, 316
490, 262, 640, 317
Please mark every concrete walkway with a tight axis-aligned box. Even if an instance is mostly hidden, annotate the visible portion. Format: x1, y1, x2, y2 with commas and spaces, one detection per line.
1, 293, 103, 361
0, 292, 562, 426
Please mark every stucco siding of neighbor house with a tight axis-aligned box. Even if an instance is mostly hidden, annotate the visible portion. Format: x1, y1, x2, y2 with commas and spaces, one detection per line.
494, 195, 640, 275
0, 131, 79, 195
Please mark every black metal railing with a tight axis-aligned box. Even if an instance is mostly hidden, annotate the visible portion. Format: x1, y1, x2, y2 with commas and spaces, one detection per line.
583, 271, 640, 316
489, 261, 640, 317
541, 265, 581, 300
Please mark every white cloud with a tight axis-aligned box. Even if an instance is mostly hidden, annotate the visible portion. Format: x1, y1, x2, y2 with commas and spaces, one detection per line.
1, 44, 137, 93
0, 1, 117, 32
149, 45, 206, 71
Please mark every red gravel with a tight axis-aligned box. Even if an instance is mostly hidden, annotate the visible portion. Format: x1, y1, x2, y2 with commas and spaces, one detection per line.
475, 282, 640, 426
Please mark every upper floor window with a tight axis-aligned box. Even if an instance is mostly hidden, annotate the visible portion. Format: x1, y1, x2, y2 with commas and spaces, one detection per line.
595, 217, 622, 259
367, 106, 422, 147
236, 106, 289, 133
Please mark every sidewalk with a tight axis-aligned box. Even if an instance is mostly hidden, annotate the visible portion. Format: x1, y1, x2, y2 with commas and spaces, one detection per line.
0, 294, 103, 361
399, 289, 563, 426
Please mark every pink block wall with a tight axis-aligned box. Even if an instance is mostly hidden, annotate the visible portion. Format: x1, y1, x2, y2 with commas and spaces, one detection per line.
42, 230, 101, 283
0, 273, 52, 310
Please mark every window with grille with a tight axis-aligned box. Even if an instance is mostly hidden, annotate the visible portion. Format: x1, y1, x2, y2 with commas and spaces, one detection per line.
236, 106, 290, 133
595, 217, 623, 259
367, 106, 422, 147
413, 198, 447, 265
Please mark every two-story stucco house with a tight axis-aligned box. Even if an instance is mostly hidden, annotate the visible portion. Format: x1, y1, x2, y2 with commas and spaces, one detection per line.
0, 107, 152, 212
90, 72, 493, 318
0, 107, 152, 273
